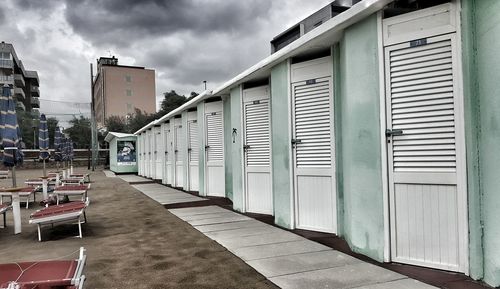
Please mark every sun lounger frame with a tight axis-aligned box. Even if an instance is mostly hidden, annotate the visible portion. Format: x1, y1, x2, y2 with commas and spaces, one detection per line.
29, 199, 89, 242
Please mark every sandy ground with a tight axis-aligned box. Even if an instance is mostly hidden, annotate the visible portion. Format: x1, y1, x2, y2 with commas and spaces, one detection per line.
0, 168, 278, 289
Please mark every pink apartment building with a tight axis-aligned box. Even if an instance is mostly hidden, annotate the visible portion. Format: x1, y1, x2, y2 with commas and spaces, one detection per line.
92, 56, 156, 129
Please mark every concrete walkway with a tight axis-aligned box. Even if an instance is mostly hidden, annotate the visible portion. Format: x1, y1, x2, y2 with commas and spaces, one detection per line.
117, 174, 153, 183
169, 206, 436, 289
131, 183, 206, 205
103, 170, 116, 177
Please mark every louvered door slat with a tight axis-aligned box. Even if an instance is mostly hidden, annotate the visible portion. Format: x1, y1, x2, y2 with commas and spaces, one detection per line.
389, 39, 457, 172
245, 99, 270, 166
206, 113, 223, 162
188, 121, 199, 163
293, 78, 331, 168
175, 125, 183, 162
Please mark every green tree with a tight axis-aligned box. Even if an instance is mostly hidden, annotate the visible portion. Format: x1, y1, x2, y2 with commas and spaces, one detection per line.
127, 108, 156, 133
105, 115, 127, 133
160, 90, 187, 114
16, 110, 38, 149
64, 116, 91, 148
47, 117, 59, 149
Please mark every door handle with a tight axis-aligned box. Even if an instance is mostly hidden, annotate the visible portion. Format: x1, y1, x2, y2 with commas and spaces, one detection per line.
188, 148, 192, 152
243, 145, 250, 151
174, 150, 178, 153
385, 129, 403, 137
205, 145, 210, 150
291, 139, 302, 145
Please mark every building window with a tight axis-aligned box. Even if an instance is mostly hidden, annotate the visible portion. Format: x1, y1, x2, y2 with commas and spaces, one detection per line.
126, 89, 132, 96
125, 75, 131, 82
127, 103, 133, 113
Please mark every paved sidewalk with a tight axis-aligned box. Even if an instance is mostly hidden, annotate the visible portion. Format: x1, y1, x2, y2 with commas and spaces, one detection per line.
117, 174, 153, 183
131, 183, 206, 205
169, 206, 437, 289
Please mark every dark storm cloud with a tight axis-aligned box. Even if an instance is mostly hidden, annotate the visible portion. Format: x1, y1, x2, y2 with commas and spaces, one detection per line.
0, 7, 4, 25
12, 0, 61, 16
64, 0, 272, 47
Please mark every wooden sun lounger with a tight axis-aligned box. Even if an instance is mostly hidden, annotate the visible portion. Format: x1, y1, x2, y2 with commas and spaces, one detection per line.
54, 184, 90, 205
0, 247, 86, 289
24, 178, 56, 187
70, 173, 90, 183
29, 199, 89, 242
0, 187, 37, 209
0, 170, 9, 179
0, 204, 10, 228
61, 178, 85, 186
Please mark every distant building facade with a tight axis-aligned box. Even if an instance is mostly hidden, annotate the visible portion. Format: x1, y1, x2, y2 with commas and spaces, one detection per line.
92, 56, 156, 129
0, 41, 40, 113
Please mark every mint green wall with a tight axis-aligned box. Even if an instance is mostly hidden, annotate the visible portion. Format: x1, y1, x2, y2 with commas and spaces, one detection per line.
462, 0, 500, 285
197, 103, 206, 196
338, 14, 384, 262
229, 88, 244, 210
461, 0, 483, 280
108, 136, 138, 173
223, 96, 234, 201
270, 61, 293, 228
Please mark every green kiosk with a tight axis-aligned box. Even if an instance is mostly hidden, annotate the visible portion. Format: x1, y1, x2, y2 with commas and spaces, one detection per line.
104, 132, 138, 174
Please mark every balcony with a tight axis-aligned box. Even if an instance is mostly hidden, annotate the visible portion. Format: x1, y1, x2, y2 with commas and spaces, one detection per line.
31, 85, 39, 97
0, 75, 13, 85
14, 87, 25, 100
0, 59, 13, 69
14, 74, 25, 87
15, 100, 25, 111
31, 97, 40, 108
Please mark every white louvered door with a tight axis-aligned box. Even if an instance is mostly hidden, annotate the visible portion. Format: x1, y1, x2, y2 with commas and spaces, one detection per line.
243, 86, 272, 215
386, 34, 467, 272
174, 118, 184, 188
188, 117, 199, 191
163, 124, 173, 185
205, 102, 225, 197
291, 56, 336, 233
154, 127, 162, 180
146, 130, 151, 178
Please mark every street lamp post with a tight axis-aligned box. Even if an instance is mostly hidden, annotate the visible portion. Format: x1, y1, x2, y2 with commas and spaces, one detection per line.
32, 119, 37, 149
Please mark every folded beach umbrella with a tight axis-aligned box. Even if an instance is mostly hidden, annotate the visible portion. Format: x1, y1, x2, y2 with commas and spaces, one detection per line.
39, 114, 49, 176
0, 85, 24, 186
54, 126, 62, 162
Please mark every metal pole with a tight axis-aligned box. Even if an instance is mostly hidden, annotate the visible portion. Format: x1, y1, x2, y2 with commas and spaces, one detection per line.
90, 63, 97, 171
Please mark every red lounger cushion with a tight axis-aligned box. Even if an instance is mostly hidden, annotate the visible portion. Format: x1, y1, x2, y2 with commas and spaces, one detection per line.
31, 202, 86, 219
0, 187, 35, 193
0, 260, 77, 288
54, 185, 88, 191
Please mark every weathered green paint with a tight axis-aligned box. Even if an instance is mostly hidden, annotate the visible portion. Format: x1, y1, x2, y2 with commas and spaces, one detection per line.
107, 136, 138, 173
461, 0, 483, 280
270, 60, 293, 229
229, 88, 244, 210
462, 0, 500, 286
338, 14, 384, 262
333, 44, 344, 237
223, 96, 234, 201
197, 102, 206, 196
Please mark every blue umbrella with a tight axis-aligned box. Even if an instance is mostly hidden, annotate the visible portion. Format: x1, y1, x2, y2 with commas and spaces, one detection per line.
38, 114, 49, 176
54, 126, 62, 162
1, 84, 23, 187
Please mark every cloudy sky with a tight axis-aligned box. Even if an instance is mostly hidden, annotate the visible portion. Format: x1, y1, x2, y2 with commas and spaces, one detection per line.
1, 0, 331, 123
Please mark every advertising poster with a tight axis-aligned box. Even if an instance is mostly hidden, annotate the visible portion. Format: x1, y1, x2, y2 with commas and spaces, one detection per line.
117, 140, 136, 166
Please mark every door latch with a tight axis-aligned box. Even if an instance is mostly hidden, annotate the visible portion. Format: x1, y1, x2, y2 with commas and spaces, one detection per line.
385, 129, 403, 137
